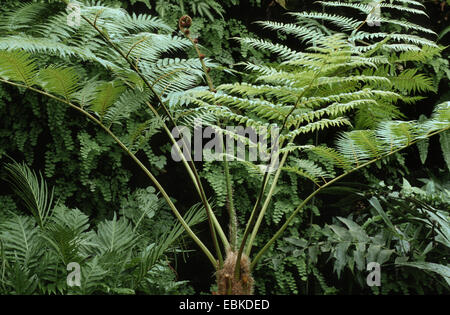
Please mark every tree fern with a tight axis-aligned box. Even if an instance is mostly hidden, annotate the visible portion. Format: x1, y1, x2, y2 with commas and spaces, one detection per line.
0, 0, 449, 294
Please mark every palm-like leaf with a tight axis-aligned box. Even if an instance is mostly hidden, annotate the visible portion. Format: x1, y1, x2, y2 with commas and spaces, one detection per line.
3, 161, 54, 228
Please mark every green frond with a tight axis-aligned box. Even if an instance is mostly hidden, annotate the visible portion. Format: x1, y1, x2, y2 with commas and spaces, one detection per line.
38, 66, 81, 101
289, 99, 376, 127
78, 256, 108, 295
0, 50, 38, 86
237, 38, 305, 61
432, 101, 450, 123
3, 161, 54, 228
0, 216, 41, 268
0, 36, 117, 69
257, 21, 323, 43
379, 18, 436, 35
379, 3, 428, 16
354, 101, 404, 129
2, 262, 39, 295
196, 90, 291, 122
139, 58, 211, 96
439, 130, 450, 172
41, 206, 91, 265
291, 11, 362, 31
72, 77, 103, 109
351, 32, 438, 49
396, 262, 450, 287
347, 130, 383, 158
278, 144, 315, 154
118, 13, 172, 33
389, 69, 435, 94
335, 115, 445, 167
50, 206, 91, 239
90, 81, 126, 119
93, 213, 137, 255
393, 0, 425, 8
318, 1, 427, 17
336, 131, 375, 165
315, 75, 391, 88
0, 2, 45, 33
307, 146, 352, 171
283, 159, 330, 185
218, 82, 302, 104
375, 120, 418, 150
124, 33, 192, 63
282, 117, 352, 141
136, 203, 207, 282
393, 45, 442, 63
103, 89, 149, 127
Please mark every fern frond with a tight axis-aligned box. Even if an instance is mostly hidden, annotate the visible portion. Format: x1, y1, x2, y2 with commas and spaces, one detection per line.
307, 146, 352, 171
375, 120, 418, 150
0, 36, 117, 69
119, 13, 172, 33
336, 131, 375, 165
0, 216, 41, 268
0, 50, 38, 86
103, 89, 149, 127
41, 206, 91, 265
90, 81, 126, 119
318, 1, 427, 17
0, 3, 45, 32
291, 11, 362, 31
3, 161, 54, 228
393, 0, 425, 7
38, 66, 80, 101
282, 117, 352, 141
389, 69, 435, 94
78, 256, 107, 295
350, 32, 438, 48
439, 130, 450, 172
257, 21, 323, 43
379, 18, 436, 35
237, 38, 308, 61
283, 159, 330, 185
94, 214, 137, 255
286, 99, 377, 127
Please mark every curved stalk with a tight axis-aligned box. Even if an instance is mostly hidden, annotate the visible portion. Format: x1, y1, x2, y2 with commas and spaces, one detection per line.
80, 14, 228, 259
245, 150, 289, 256
183, 25, 236, 253
234, 68, 323, 279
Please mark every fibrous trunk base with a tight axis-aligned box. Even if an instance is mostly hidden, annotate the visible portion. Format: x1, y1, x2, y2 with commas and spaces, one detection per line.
217, 250, 254, 295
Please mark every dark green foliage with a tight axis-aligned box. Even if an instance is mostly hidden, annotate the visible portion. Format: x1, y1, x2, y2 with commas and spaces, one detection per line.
0, 161, 202, 294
